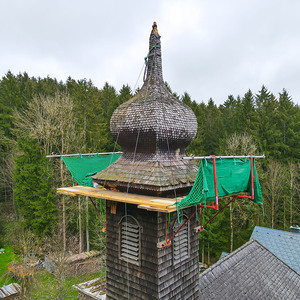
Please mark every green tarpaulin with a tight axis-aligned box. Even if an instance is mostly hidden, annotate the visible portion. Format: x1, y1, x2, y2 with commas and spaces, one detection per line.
61, 154, 121, 187
177, 158, 262, 209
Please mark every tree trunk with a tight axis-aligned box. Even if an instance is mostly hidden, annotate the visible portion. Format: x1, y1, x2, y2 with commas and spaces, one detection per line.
230, 201, 234, 252
202, 243, 205, 264
207, 243, 210, 266
84, 114, 87, 141
60, 158, 66, 252
86, 196, 90, 252
290, 166, 294, 226
283, 195, 286, 230
60, 134, 67, 252
271, 194, 274, 229
79, 197, 83, 253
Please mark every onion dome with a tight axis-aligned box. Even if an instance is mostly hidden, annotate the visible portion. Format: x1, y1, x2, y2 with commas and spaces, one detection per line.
92, 22, 198, 196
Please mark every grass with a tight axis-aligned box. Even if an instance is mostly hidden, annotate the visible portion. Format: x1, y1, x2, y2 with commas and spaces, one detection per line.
0, 246, 19, 286
0, 245, 105, 299
30, 270, 104, 299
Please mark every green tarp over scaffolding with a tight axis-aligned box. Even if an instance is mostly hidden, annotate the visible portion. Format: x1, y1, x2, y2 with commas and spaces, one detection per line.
61, 154, 121, 187
177, 158, 262, 209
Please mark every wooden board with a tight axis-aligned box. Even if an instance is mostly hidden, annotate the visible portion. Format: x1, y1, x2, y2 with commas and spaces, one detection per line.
57, 186, 182, 212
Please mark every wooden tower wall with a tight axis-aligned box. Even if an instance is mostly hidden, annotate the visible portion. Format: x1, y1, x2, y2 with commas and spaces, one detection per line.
106, 202, 199, 299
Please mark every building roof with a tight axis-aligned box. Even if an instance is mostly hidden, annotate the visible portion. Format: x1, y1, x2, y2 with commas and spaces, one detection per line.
219, 251, 229, 259
251, 226, 300, 273
199, 239, 300, 300
73, 277, 106, 300
0, 283, 21, 299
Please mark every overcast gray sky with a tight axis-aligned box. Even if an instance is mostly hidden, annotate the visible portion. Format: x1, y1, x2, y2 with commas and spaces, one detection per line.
1, 0, 300, 105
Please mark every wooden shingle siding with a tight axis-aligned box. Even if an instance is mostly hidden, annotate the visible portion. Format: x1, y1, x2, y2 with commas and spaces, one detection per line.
173, 216, 189, 265
106, 203, 199, 299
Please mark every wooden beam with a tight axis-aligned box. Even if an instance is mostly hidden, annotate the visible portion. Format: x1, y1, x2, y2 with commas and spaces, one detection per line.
57, 186, 181, 212
137, 205, 176, 213
110, 201, 117, 214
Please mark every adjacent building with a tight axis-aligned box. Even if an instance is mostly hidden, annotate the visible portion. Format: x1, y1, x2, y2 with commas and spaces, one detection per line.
199, 239, 300, 299
251, 225, 300, 273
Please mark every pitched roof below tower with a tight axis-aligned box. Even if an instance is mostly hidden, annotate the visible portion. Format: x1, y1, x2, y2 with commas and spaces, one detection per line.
199, 239, 300, 300
251, 226, 300, 273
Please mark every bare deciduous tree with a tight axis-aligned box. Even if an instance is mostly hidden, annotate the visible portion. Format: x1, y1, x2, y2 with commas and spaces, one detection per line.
287, 161, 299, 226
264, 161, 285, 229
14, 91, 83, 252
223, 133, 259, 251
224, 132, 258, 156
14, 92, 81, 155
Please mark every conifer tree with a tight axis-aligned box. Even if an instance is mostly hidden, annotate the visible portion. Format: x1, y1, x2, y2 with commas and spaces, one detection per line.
203, 98, 223, 155
239, 89, 256, 133
118, 84, 132, 105
14, 139, 57, 236
253, 86, 281, 160
276, 89, 300, 161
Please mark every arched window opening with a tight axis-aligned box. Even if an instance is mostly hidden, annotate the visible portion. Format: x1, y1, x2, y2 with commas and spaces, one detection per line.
119, 215, 141, 266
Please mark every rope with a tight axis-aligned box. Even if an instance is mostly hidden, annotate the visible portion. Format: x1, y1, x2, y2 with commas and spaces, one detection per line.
123, 129, 141, 300
199, 196, 238, 231
122, 77, 148, 300
165, 208, 199, 245
133, 61, 146, 92
212, 155, 219, 210
163, 193, 251, 247
165, 213, 170, 246
90, 198, 106, 229
100, 199, 106, 231
200, 207, 204, 230
103, 131, 120, 189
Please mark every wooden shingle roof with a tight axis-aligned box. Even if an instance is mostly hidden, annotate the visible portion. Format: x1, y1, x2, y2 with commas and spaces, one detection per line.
92, 23, 198, 196
0, 283, 21, 299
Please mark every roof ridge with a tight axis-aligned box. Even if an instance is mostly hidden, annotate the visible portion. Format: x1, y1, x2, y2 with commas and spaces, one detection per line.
199, 239, 257, 277
252, 238, 300, 276
254, 225, 300, 236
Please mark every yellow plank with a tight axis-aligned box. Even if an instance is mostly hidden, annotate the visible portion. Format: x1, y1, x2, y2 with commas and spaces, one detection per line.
137, 205, 177, 213
58, 190, 77, 197
150, 199, 176, 204
57, 186, 180, 210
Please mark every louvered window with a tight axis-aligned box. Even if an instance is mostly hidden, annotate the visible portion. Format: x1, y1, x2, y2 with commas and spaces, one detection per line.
119, 216, 141, 266
173, 216, 190, 265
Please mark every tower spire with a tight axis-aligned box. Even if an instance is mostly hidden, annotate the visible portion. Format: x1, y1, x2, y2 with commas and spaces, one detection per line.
145, 22, 163, 83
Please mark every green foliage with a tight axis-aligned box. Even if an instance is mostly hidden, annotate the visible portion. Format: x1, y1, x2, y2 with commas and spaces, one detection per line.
199, 203, 231, 260
0, 210, 4, 248
0, 71, 299, 270
14, 139, 57, 236
0, 246, 19, 286
30, 270, 104, 299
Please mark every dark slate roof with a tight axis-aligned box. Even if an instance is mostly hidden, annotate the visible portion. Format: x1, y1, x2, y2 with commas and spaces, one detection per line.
219, 251, 229, 259
251, 226, 300, 273
199, 239, 300, 300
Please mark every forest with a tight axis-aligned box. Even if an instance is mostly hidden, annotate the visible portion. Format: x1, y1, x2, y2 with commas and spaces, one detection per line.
0, 70, 299, 275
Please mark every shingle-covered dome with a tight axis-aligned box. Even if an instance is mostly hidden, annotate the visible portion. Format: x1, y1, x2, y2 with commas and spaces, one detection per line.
92, 22, 198, 196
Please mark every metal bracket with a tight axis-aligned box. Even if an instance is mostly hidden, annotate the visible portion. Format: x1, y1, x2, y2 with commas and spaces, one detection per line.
157, 240, 171, 249
194, 226, 204, 233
